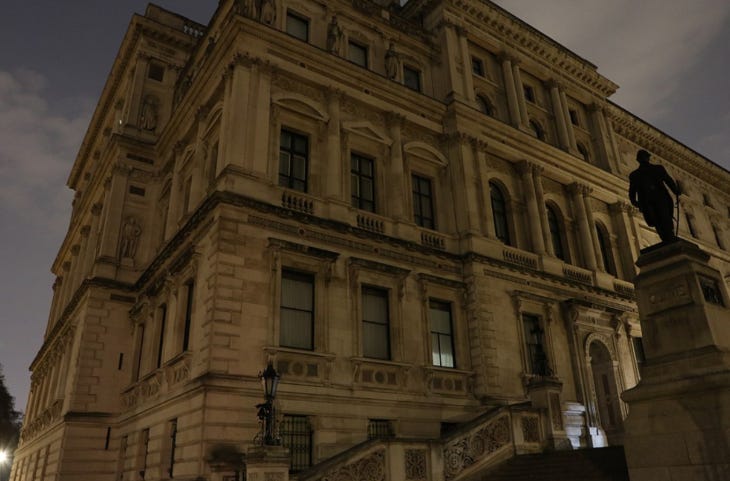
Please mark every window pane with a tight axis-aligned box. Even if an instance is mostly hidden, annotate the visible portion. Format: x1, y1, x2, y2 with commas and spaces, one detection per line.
404, 66, 421, 91
279, 130, 308, 192
362, 287, 389, 359
430, 300, 454, 368
363, 323, 389, 359
438, 335, 455, 368
348, 42, 368, 67
286, 12, 309, 41
281, 271, 314, 350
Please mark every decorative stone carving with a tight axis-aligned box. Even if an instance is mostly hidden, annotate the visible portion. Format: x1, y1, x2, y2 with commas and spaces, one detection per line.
327, 15, 343, 55
321, 449, 386, 481
521, 415, 540, 443
140, 94, 159, 131
119, 216, 142, 259
405, 449, 428, 480
443, 415, 511, 479
258, 0, 276, 26
385, 42, 400, 80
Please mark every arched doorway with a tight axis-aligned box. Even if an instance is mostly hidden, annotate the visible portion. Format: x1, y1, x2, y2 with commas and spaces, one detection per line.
589, 341, 624, 445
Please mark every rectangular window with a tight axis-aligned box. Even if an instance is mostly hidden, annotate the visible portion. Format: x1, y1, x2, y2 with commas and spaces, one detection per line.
367, 419, 394, 439
471, 56, 485, 76
280, 270, 315, 350
148, 62, 165, 82
182, 281, 194, 352
412, 174, 435, 229
279, 129, 309, 192
403, 65, 422, 92
348, 41, 368, 68
156, 304, 167, 368
168, 419, 178, 478
286, 11, 309, 41
351, 153, 375, 212
523, 85, 536, 103
281, 415, 312, 472
523, 314, 550, 376
429, 299, 455, 368
362, 287, 390, 360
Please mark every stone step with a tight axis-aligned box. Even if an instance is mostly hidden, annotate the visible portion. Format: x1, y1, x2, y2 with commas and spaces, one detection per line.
481, 446, 629, 481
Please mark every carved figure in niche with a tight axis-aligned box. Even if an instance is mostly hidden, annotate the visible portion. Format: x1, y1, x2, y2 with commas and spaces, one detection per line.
385, 42, 399, 80
235, 0, 255, 18
120, 216, 142, 259
326, 15, 343, 55
628, 149, 681, 243
257, 0, 276, 26
139, 95, 159, 131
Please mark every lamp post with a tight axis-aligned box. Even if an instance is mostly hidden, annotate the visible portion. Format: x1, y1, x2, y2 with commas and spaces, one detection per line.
256, 362, 281, 446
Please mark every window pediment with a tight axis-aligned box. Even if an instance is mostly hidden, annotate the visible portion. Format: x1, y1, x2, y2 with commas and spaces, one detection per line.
404, 141, 447, 168
342, 121, 392, 145
272, 93, 328, 122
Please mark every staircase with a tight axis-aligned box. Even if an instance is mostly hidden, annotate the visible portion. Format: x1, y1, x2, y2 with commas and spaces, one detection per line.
479, 446, 629, 481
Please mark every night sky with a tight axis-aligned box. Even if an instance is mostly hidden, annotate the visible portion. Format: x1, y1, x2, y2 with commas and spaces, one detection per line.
1, 0, 728, 412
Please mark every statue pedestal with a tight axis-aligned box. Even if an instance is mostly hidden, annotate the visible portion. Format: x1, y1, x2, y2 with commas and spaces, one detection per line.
622, 240, 730, 480
526, 376, 571, 450
246, 445, 290, 481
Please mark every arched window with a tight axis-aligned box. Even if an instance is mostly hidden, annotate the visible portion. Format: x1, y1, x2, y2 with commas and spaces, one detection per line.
546, 204, 566, 261
476, 95, 494, 116
529, 120, 545, 141
490, 181, 511, 245
595, 223, 616, 276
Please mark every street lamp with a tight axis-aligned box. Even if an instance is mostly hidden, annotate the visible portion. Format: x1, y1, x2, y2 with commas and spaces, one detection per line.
256, 362, 281, 446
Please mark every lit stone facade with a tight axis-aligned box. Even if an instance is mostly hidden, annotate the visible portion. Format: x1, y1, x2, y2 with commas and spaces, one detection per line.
10, 1, 730, 480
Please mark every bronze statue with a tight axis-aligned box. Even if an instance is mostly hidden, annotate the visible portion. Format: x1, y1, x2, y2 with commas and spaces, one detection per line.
628, 149, 681, 243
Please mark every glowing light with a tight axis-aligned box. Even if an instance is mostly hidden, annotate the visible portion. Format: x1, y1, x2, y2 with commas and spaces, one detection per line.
0, 449, 8, 464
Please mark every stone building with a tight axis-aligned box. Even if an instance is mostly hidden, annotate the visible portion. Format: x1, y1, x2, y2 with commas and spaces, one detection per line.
10, 0, 730, 480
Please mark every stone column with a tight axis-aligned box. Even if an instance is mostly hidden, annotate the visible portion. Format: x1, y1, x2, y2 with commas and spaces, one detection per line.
520, 161, 546, 254
58, 261, 73, 314
548, 81, 570, 150
512, 62, 530, 130
387, 113, 406, 221
623, 240, 730, 481
325, 89, 343, 200
449, 134, 482, 235
66, 245, 82, 301
441, 23, 462, 101
589, 103, 620, 172
472, 139, 496, 238
98, 163, 130, 263
46, 277, 62, 335
219, 57, 253, 174
190, 106, 209, 208
499, 54, 521, 127
610, 201, 640, 278
165, 143, 186, 238
456, 26, 475, 102
248, 63, 273, 176
125, 54, 149, 128
245, 446, 290, 481
569, 183, 597, 270
82, 203, 103, 278
533, 166, 554, 256
583, 194, 605, 271
560, 90, 578, 153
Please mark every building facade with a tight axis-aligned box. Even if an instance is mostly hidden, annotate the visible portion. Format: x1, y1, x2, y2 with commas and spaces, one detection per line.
11, 0, 730, 480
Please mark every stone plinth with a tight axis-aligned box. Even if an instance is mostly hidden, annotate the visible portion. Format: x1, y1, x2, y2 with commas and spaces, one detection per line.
246, 445, 290, 481
526, 376, 571, 450
622, 240, 730, 481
